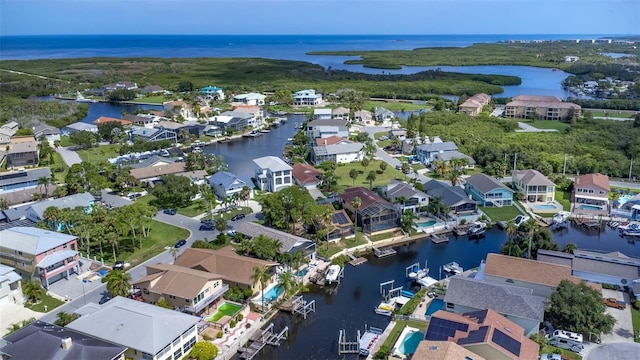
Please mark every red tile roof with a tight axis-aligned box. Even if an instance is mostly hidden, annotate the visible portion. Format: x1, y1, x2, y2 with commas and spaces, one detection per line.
574, 173, 610, 192
291, 163, 322, 185
93, 116, 132, 126
315, 135, 350, 146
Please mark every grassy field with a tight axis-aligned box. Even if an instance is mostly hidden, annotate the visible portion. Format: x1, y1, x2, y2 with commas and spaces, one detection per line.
369, 231, 399, 242
539, 345, 582, 359
632, 305, 640, 343
316, 232, 368, 258
523, 120, 571, 131
127, 95, 168, 104
59, 136, 74, 147
587, 111, 634, 118
177, 200, 209, 217
334, 160, 404, 192
24, 292, 64, 313
77, 144, 121, 164
555, 190, 572, 211
112, 220, 190, 266
50, 152, 69, 182
479, 205, 522, 222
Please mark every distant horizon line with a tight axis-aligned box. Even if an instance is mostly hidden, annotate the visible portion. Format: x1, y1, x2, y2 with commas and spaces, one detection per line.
1, 33, 636, 37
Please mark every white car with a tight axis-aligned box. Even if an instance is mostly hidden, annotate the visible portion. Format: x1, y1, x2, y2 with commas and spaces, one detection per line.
539, 354, 561, 360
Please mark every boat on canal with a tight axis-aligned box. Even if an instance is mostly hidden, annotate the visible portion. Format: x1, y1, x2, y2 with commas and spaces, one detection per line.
553, 211, 571, 224
468, 221, 487, 237
443, 261, 463, 275
325, 265, 341, 284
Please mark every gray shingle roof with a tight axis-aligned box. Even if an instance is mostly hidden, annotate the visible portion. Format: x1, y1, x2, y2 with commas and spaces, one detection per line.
0, 167, 52, 187
232, 221, 313, 254
313, 142, 363, 156
537, 249, 640, 279
423, 180, 473, 207
465, 173, 513, 194
433, 151, 476, 165
27, 192, 94, 220
307, 119, 348, 127
207, 171, 245, 189
416, 141, 458, 153
513, 169, 555, 187
385, 182, 428, 201
444, 276, 546, 321
0, 227, 76, 255
253, 156, 292, 172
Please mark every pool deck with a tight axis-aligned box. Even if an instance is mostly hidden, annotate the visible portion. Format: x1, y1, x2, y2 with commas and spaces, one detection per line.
392, 326, 421, 357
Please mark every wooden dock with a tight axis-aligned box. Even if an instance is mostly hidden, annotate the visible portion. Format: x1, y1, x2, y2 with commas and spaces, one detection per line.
372, 246, 396, 258
239, 323, 288, 359
430, 234, 449, 244
346, 252, 368, 266
453, 225, 470, 236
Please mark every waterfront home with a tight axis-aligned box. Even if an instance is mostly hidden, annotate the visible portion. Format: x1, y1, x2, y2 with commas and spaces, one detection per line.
6, 136, 39, 168
0, 227, 79, 288
381, 181, 429, 214
415, 137, 459, 165
423, 180, 477, 215
0, 121, 19, 145
232, 105, 264, 126
306, 118, 349, 139
312, 142, 364, 165
388, 129, 407, 141
200, 85, 225, 100
179, 123, 207, 139
432, 151, 476, 169
232, 92, 266, 106
207, 171, 247, 199
93, 116, 132, 127
313, 108, 333, 120
132, 263, 228, 315
512, 169, 555, 204
163, 100, 193, 119
1, 320, 127, 360
444, 276, 546, 336
32, 123, 60, 146
339, 187, 399, 234
0, 167, 52, 193
174, 247, 278, 294
122, 114, 158, 128
129, 162, 186, 183
60, 121, 98, 136
315, 135, 353, 146
464, 173, 514, 207
353, 109, 373, 124
24, 192, 95, 226
293, 89, 323, 106
140, 84, 167, 94
292, 163, 323, 189
0, 264, 24, 306
458, 93, 491, 116
572, 173, 610, 213
374, 107, 394, 125
504, 95, 581, 121
253, 156, 292, 192
332, 106, 350, 121
102, 81, 138, 91
203, 125, 223, 137
425, 309, 540, 360
537, 249, 640, 293
232, 221, 317, 259
328, 209, 355, 240
412, 341, 484, 360
67, 296, 200, 360
209, 111, 255, 132
128, 155, 177, 169
128, 126, 177, 143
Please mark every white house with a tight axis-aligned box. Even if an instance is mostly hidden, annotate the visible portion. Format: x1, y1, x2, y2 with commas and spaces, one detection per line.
382, 181, 429, 214
253, 156, 292, 192
233, 93, 266, 106
306, 119, 349, 139
201, 85, 225, 100
207, 171, 247, 199
332, 107, 350, 121
294, 89, 323, 106
0, 264, 24, 306
415, 137, 459, 165
292, 163, 323, 189
60, 122, 98, 136
374, 107, 395, 125
313, 108, 333, 120
0, 121, 19, 145
312, 143, 363, 165
353, 110, 373, 124
32, 124, 60, 146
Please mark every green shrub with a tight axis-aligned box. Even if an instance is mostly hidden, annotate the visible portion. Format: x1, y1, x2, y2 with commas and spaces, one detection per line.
230, 320, 237, 328
216, 332, 223, 339
202, 334, 212, 341
237, 314, 244, 321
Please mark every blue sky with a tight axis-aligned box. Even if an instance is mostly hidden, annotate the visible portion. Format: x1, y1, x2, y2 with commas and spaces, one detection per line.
1, 0, 639, 36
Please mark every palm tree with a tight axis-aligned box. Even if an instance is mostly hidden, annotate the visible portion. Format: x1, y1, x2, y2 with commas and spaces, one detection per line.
240, 186, 251, 213
37, 176, 51, 199
54, 312, 80, 327
366, 170, 377, 189
505, 220, 517, 256
239, 238, 253, 256
400, 209, 418, 233
169, 247, 180, 262
103, 270, 132, 298
448, 170, 462, 187
106, 232, 120, 262
379, 162, 387, 173
251, 266, 272, 306
433, 160, 450, 178
23, 278, 45, 303
349, 168, 359, 186
278, 271, 295, 296
562, 242, 578, 254
524, 218, 539, 259
360, 158, 370, 172
0, 197, 8, 211
42, 206, 61, 231
351, 196, 361, 228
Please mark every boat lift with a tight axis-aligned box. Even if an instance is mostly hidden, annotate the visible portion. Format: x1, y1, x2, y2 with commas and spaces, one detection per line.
405, 260, 429, 280
379, 280, 403, 302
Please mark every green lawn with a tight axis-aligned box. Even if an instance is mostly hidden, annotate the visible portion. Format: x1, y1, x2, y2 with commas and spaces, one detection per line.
587, 111, 634, 118
369, 231, 398, 242
363, 100, 429, 112
177, 200, 209, 217
111, 220, 190, 266
523, 120, 570, 131
555, 190, 572, 211
24, 292, 64, 313
539, 345, 582, 359
59, 136, 74, 147
128, 95, 168, 104
632, 305, 640, 343
76, 144, 121, 164
479, 205, 522, 222
317, 232, 367, 258
334, 160, 404, 192
50, 152, 69, 183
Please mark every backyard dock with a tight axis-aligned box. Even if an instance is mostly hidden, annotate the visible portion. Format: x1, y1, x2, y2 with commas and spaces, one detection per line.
238, 323, 287, 360
346, 252, 368, 266
453, 224, 470, 236
372, 246, 397, 258
430, 234, 449, 244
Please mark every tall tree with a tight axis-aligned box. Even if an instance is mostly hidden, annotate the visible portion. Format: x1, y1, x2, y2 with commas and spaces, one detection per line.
366, 170, 377, 189
103, 270, 131, 298
349, 168, 359, 186
37, 176, 51, 199
251, 266, 272, 306
505, 220, 517, 256
351, 196, 361, 227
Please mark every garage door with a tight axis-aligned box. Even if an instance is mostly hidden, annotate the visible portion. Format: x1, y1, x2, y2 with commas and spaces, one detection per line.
0, 295, 10, 306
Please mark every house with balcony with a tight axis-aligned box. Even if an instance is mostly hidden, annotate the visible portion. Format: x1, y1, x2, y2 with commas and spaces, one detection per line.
332, 106, 350, 121
512, 169, 555, 204
0, 264, 24, 306
465, 173, 514, 207
253, 156, 292, 192
128, 126, 177, 143
423, 180, 477, 215
293, 89, 323, 106
0, 168, 52, 194
312, 142, 363, 165
132, 263, 228, 315
232, 92, 266, 106
374, 107, 395, 125
32, 123, 60, 146
306, 118, 349, 139
207, 171, 247, 199
292, 163, 323, 189
232, 106, 263, 128
201, 85, 225, 100
163, 100, 193, 119
313, 108, 333, 120
6, 136, 39, 168
209, 111, 254, 132
0, 227, 79, 289
381, 181, 429, 214
67, 297, 200, 360
415, 137, 459, 165
339, 187, 399, 234
572, 173, 610, 213
458, 93, 491, 116
504, 95, 581, 121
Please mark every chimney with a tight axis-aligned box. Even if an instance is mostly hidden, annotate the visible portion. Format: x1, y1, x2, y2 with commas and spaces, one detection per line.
61, 337, 72, 351
324, 139, 327, 145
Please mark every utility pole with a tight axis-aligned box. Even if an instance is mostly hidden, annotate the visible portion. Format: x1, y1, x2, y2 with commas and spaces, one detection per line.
562, 154, 567, 175
630, 157, 635, 181
513, 153, 518, 171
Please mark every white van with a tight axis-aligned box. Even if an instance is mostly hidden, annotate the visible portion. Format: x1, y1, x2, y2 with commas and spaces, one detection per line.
546, 329, 584, 353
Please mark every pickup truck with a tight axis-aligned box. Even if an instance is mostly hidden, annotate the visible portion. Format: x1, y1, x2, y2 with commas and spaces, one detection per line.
603, 297, 626, 310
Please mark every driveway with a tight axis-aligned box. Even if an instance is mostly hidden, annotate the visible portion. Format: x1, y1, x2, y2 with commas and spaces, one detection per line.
57, 146, 83, 166
600, 289, 634, 343
584, 342, 640, 360
0, 303, 45, 336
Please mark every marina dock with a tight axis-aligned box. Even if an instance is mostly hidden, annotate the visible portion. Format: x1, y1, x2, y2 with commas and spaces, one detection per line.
453, 224, 470, 236
372, 246, 397, 258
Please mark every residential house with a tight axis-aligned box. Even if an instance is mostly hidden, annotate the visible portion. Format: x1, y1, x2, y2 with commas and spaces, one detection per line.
293, 89, 322, 106
179, 124, 207, 139
233, 106, 264, 128
313, 108, 333, 120
353, 109, 373, 124
203, 125, 223, 137
128, 155, 177, 170
423, 180, 477, 215
291, 163, 323, 189
232, 222, 317, 260
339, 187, 399, 234
458, 93, 491, 116
0, 168, 52, 193
415, 137, 459, 165
122, 114, 157, 128
174, 247, 278, 293
93, 117, 132, 127
314, 135, 352, 147
512, 169, 555, 204
0, 227, 79, 288
207, 171, 247, 199
388, 129, 407, 141
412, 341, 485, 360
132, 263, 228, 315
564, 55, 580, 62
32, 123, 60, 145
464, 173, 514, 207
177, 170, 207, 187
60, 122, 98, 136
424, 309, 539, 360
130, 162, 186, 183
572, 173, 610, 213
312, 142, 363, 165
432, 151, 476, 169
537, 249, 640, 292
232, 93, 266, 106
374, 107, 395, 125
332, 106, 350, 121
504, 95, 581, 121
67, 297, 200, 360
253, 156, 292, 192
5, 136, 38, 168
25, 192, 95, 225
381, 181, 429, 214
328, 209, 355, 241
140, 85, 167, 94
209, 111, 254, 132
0, 320, 127, 360
128, 126, 177, 143
443, 276, 546, 336
0, 264, 24, 306
102, 81, 138, 91
163, 100, 193, 119
306, 118, 349, 139
201, 85, 225, 100
0, 121, 19, 145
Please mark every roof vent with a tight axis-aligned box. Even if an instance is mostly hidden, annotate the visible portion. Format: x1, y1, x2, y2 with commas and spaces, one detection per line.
61, 337, 72, 350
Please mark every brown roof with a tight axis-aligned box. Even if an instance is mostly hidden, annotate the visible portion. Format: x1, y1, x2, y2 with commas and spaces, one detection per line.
414, 341, 486, 360
459, 93, 491, 108
8, 136, 37, 154
512, 169, 555, 187
93, 116, 132, 126
314, 135, 350, 146
332, 106, 350, 115
484, 253, 575, 288
506, 100, 580, 110
574, 173, 610, 192
174, 247, 277, 287
292, 163, 322, 185
129, 162, 186, 180
512, 95, 562, 102
155, 120, 184, 130
131, 263, 222, 299
232, 105, 261, 114
428, 309, 539, 360
339, 187, 391, 210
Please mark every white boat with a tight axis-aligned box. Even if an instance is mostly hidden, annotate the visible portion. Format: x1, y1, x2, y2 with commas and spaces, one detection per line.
75, 91, 97, 103
513, 215, 530, 227
553, 211, 571, 224
325, 264, 341, 284
443, 261, 463, 275
408, 268, 429, 280
374, 301, 394, 316
468, 222, 487, 236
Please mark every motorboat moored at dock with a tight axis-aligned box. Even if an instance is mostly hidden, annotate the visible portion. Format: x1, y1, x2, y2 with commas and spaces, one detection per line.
443, 261, 463, 275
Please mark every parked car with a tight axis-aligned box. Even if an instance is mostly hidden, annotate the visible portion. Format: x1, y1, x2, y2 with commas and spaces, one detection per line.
163, 208, 176, 215
199, 224, 215, 231
378, 135, 388, 141
226, 229, 237, 236
231, 213, 245, 221
99, 295, 112, 305
112, 260, 125, 271
174, 239, 187, 248
201, 218, 215, 225
539, 354, 562, 360
603, 297, 626, 310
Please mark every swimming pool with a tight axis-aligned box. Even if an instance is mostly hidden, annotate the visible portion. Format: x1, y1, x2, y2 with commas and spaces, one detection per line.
618, 194, 632, 205
425, 298, 444, 317
295, 267, 309, 277
395, 327, 424, 356
255, 284, 285, 304
531, 204, 557, 210
205, 302, 242, 323
578, 204, 603, 211
416, 220, 436, 228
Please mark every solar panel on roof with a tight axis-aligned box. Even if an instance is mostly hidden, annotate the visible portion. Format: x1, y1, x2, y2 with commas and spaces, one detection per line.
492, 329, 521, 356
333, 212, 349, 225
457, 326, 488, 345
425, 318, 469, 341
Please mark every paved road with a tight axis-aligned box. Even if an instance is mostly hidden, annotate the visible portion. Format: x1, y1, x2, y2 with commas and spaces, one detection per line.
584, 342, 640, 360
515, 122, 559, 132
57, 146, 83, 166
